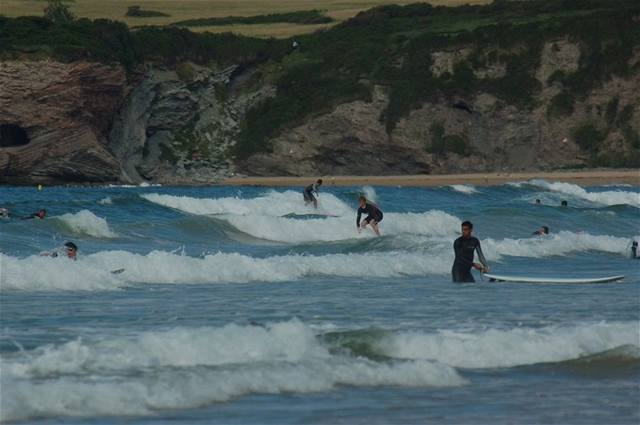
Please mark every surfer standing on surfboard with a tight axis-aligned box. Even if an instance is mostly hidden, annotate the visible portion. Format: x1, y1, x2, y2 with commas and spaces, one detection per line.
303, 179, 323, 209
452, 221, 489, 282
356, 196, 383, 236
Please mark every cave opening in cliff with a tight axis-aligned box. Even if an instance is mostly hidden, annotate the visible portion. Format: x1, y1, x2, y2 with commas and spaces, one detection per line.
0, 124, 30, 147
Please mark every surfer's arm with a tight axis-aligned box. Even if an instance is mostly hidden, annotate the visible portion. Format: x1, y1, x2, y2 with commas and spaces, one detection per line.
356, 209, 361, 228
475, 243, 489, 271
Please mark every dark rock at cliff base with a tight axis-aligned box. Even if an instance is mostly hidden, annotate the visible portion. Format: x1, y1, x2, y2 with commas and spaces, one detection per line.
0, 61, 126, 184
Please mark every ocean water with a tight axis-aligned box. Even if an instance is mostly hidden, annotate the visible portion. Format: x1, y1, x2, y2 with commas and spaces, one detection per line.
1, 180, 639, 424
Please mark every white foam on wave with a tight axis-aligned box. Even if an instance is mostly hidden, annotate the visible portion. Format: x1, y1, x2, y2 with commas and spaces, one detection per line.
0, 248, 456, 291
2, 228, 632, 292
0, 253, 122, 291
483, 230, 631, 258
105, 182, 161, 188
97, 197, 112, 205
377, 321, 639, 368
528, 180, 640, 207
220, 210, 461, 243
449, 184, 479, 194
1, 320, 463, 422
361, 185, 377, 201
142, 190, 353, 217
54, 210, 117, 238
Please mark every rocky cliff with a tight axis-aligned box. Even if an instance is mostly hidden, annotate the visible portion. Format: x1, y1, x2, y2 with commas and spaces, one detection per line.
1, 1, 638, 184
0, 61, 125, 184
244, 41, 640, 176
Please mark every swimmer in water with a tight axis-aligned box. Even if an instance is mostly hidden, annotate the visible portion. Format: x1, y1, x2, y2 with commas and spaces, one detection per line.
533, 226, 549, 236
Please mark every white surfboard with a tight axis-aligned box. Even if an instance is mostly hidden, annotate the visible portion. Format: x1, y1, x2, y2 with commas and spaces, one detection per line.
484, 273, 624, 284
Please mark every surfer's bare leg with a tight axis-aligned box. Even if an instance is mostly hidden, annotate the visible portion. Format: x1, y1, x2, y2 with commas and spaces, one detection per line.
370, 220, 380, 236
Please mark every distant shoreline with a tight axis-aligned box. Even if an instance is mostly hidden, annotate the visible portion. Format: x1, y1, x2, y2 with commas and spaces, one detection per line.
221, 170, 640, 187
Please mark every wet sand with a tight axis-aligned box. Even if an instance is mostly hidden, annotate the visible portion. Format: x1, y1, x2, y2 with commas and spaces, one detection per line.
221, 170, 639, 187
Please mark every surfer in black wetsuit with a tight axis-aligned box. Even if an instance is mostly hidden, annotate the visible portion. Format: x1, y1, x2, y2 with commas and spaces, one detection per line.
452, 221, 489, 282
356, 196, 383, 236
303, 179, 323, 209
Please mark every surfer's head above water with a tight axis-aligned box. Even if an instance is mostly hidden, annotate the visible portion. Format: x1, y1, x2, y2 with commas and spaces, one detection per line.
533, 226, 549, 236
64, 241, 78, 260
317, 179, 323, 185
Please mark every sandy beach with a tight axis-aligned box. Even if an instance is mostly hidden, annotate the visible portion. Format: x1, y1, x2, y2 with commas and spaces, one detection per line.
221, 170, 639, 187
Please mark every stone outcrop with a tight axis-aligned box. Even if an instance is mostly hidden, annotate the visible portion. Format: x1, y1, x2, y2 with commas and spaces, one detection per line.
109, 64, 274, 184
0, 61, 126, 184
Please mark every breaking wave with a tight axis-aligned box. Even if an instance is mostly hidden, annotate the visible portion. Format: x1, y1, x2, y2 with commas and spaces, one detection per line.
527, 180, 640, 207
142, 191, 354, 217
374, 321, 639, 368
54, 210, 117, 238
1, 320, 463, 422
219, 210, 461, 243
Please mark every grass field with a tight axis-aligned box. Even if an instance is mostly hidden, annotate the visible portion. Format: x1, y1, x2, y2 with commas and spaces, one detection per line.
1, 0, 490, 37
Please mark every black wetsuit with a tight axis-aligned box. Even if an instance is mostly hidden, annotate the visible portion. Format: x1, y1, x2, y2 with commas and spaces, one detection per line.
303, 183, 319, 203
452, 236, 487, 282
357, 202, 383, 227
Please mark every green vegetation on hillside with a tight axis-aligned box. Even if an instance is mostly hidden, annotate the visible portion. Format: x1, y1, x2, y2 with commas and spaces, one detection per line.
235, 0, 639, 157
171, 10, 332, 27
0, 0, 638, 165
0, 16, 290, 72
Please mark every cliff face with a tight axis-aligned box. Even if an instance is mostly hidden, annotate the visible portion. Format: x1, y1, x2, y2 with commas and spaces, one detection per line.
0, 61, 126, 184
0, 60, 271, 184
241, 39, 640, 176
1, 3, 638, 184
108, 64, 273, 184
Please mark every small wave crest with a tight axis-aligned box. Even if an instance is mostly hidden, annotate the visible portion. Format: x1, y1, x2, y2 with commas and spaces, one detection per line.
142, 191, 354, 217
483, 230, 631, 258
54, 210, 117, 238
449, 184, 479, 194
219, 210, 461, 243
370, 321, 639, 368
528, 180, 640, 207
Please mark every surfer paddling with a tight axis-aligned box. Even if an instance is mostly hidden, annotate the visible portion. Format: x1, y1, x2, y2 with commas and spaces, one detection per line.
452, 221, 489, 282
356, 196, 383, 236
303, 179, 323, 209
21, 208, 47, 220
